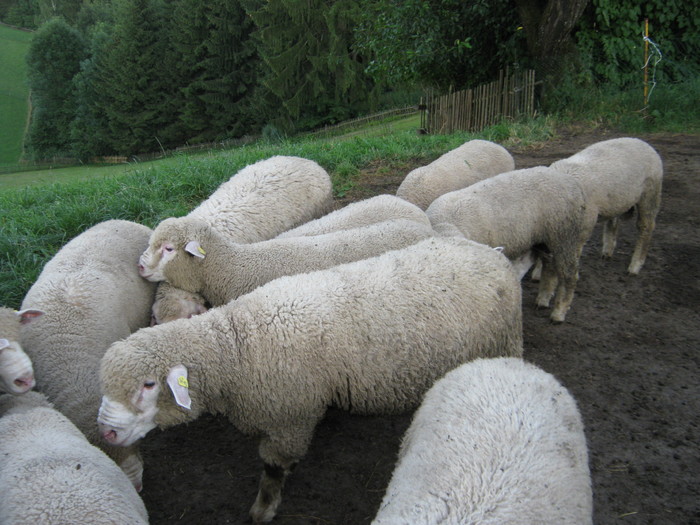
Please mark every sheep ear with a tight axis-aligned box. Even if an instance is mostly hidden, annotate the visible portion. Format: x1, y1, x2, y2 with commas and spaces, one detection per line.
185, 241, 206, 259
16, 309, 45, 325
0, 339, 9, 351
167, 365, 192, 409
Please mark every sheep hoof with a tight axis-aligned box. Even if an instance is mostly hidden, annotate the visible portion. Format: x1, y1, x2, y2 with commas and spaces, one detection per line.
549, 311, 566, 324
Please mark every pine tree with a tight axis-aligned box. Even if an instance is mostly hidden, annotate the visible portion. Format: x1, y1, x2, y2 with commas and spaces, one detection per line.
25, 17, 87, 159
94, 0, 180, 155
244, 0, 379, 131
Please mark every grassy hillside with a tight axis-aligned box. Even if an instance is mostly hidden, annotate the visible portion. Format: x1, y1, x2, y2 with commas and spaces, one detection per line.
0, 24, 32, 167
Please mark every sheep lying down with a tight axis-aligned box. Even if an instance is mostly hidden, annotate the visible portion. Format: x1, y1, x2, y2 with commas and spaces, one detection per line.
99, 236, 523, 523
372, 357, 592, 525
0, 307, 43, 395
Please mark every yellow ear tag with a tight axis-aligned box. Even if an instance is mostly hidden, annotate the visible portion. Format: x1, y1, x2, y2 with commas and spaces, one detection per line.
197, 246, 206, 256
178, 375, 189, 388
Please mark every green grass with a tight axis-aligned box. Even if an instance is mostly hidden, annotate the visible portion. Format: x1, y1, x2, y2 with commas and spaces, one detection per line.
0, 25, 32, 167
0, 116, 558, 308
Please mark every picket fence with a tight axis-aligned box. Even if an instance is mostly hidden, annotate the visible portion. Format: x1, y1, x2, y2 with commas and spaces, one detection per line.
420, 69, 537, 134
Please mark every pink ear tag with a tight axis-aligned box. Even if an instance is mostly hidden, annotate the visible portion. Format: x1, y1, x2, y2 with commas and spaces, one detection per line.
167, 365, 192, 409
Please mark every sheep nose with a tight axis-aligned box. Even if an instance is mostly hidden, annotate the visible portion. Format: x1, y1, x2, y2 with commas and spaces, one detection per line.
102, 428, 118, 443
14, 376, 35, 392
137, 263, 145, 275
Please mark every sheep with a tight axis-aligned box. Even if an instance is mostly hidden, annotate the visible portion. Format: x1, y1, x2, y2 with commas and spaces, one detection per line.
550, 137, 663, 274
426, 166, 597, 322
98, 236, 524, 523
188, 155, 334, 243
0, 391, 148, 524
0, 307, 42, 395
275, 194, 430, 238
19, 219, 157, 490
151, 155, 334, 323
150, 282, 208, 325
372, 357, 592, 525
395, 139, 515, 210
138, 216, 437, 307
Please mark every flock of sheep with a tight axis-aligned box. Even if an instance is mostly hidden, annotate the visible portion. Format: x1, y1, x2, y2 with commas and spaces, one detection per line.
0, 136, 663, 524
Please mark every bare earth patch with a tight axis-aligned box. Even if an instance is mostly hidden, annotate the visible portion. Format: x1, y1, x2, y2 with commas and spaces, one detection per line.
139, 130, 700, 525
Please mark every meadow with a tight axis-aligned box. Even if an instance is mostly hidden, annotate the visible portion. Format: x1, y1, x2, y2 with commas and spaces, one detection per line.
0, 24, 31, 167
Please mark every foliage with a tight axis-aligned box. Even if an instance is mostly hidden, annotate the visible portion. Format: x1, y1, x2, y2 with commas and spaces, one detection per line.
576, 0, 700, 89
25, 17, 87, 159
354, 0, 525, 89
243, 0, 382, 131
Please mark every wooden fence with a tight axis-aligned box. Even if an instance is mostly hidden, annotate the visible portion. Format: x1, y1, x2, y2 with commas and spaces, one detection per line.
420, 69, 536, 134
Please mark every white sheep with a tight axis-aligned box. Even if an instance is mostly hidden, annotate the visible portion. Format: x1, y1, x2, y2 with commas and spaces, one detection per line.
0, 307, 42, 395
20, 219, 157, 490
0, 391, 148, 524
139, 217, 437, 307
152, 154, 334, 323
276, 194, 430, 238
550, 137, 663, 274
188, 155, 334, 243
395, 139, 515, 210
426, 166, 597, 322
150, 282, 208, 325
372, 357, 592, 525
98, 236, 524, 523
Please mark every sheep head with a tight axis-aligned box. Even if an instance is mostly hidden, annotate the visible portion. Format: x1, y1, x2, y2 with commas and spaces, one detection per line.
138, 217, 212, 293
98, 329, 201, 447
0, 309, 43, 395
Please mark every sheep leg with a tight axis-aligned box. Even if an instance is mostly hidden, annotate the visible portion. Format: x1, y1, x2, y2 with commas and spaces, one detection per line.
628, 188, 660, 274
601, 218, 619, 258
250, 461, 296, 523
549, 248, 582, 323
530, 258, 543, 281
535, 259, 558, 308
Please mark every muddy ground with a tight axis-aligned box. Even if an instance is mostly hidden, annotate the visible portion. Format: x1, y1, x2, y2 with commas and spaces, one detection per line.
139, 129, 700, 525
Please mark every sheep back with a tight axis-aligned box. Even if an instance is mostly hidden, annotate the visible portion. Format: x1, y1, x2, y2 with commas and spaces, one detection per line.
396, 139, 515, 210
550, 137, 663, 220
188, 155, 333, 243
373, 357, 592, 525
20, 220, 156, 485
276, 194, 430, 238
0, 392, 148, 524
426, 166, 593, 260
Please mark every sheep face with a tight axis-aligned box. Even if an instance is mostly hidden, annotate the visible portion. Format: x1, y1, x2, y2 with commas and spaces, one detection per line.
138, 218, 210, 293
0, 339, 35, 395
99, 340, 198, 447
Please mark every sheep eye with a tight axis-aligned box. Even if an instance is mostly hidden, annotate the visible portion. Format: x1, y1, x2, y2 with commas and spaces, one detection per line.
144, 381, 156, 389
164, 246, 174, 253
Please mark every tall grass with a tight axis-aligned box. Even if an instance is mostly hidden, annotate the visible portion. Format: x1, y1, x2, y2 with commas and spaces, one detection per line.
0, 25, 32, 166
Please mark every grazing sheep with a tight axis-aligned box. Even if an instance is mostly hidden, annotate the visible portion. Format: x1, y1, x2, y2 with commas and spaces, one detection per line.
139, 217, 436, 307
276, 194, 430, 238
550, 137, 663, 274
0, 307, 42, 395
426, 166, 597, 322
152, 155, 333, 323
372, 357, 592, 525
0, 391, 148, 524
99, 236, 523, 523
396, 139, 515, 210
20, 220, 157, 490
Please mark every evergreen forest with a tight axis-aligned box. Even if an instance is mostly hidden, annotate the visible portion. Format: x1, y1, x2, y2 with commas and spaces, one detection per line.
1, 0, 698, 161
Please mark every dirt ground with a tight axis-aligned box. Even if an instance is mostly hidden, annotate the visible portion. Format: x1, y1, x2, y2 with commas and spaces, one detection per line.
139, 129, 700, 525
